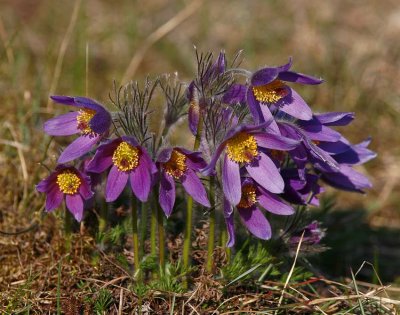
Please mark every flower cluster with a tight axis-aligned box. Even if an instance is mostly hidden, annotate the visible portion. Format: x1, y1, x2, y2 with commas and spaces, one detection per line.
37, 50, 375, 249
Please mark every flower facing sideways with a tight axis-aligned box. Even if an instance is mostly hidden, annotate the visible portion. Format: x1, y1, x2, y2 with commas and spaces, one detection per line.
44, 96, 112, 163
36, 165, 94, 221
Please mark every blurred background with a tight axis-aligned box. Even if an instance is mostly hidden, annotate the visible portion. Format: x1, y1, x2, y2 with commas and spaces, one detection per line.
0, 0, 399, 282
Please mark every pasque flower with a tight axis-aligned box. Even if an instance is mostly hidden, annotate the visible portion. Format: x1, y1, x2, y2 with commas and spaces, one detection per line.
157, 147, 210, 216
86, 136, 155, 202
246, 59, 323, 129
202, 122, 299, 206
44, 96, 112, 163
224, 178, 295, 247
36, 165, 94, 221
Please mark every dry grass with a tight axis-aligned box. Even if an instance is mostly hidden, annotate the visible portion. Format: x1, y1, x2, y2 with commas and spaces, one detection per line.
1, 0, 399, 313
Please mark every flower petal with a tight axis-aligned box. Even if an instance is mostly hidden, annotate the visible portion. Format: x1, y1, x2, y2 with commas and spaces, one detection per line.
66, 194, 84, 222
321, 165, 372, 192
223, 84, 246, 105
254, 132, 299, 150
44, 112, 79, 136
238, 206, 271, 240
278, 71, 323, 85
105, 165, 129, 202
159, 172, 176, 217
79, 174, 94, 200
315, 112, 355, 126
129, 154, 151, 202
224, 206, 235, 247
50, 95, 75, 105
246, 152, 284, 193
89, 108, 112, 134
258, 188, 295, 215
181, 169, 210, 207
251, 67, 279, 86
278, 89, 313, 120
58, 135, 101, 163
45, 185, 63, 211
222, 155, 241, 206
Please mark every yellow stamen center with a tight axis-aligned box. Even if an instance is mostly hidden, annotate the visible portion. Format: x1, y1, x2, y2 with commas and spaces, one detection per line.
77, 109, 96, 135
163, 150, 187, 179
112, 142, 140, 172
56, 171, 81, 195
226, 132, 258, 164
238, 184, 257, 208
252, 80, 288, 104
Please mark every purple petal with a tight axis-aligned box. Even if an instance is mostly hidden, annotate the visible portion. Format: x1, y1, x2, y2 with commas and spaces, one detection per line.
79, 175, 94, 200
66, 194, 84, 221
73, 97, 106, 112
321, 165, 372, 192
188, 100, 200, 135
247, 88, 264, 124
222, 155, 241, 206
254, 132, 299, 150
224, 204, 235, 248
176, 148, 207, 171
159, 172, 176, 217
278, 89, 313, 120
181, 169, 210, 207
50, 95, 75, 105
246, 152, 284, 193
89, 108, 112, 134
201, 141, 227, 176
45, 185, 63, 211
157, 147, 173, 163
276, 58, 293, 72
58, 135, 101, 163
105, 165, 129, 202
129, 153, 151, 202
257, 188, 295, 215
238, 206, 271, 240
315, 112, 355, 126
278, 71, 323, 85
251, 67, 279, 86
43, 112, 79, 136
318, 139, 351, 154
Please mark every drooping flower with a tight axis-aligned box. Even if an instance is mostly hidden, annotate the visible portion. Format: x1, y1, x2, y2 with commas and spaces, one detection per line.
44, 96, 112, 163
202, 122, 299, 206
246, 58, 323, 128
36, 165, 94, 221
224, 178, 295, 247
157, 147, 210, 216
86, 137, 155, 202
279, 112, 375, 192
289, 220, 326, 246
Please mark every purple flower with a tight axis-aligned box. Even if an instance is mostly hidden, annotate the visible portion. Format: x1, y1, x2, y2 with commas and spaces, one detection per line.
224, 178, 295, 247
289, 221, 325, 246
86, 137, 155, 202
36, 165, 94, 221
157, 147, 210, 217
203, 122, 299, 206
44, 96, 112, 163
246, 58, 323, 127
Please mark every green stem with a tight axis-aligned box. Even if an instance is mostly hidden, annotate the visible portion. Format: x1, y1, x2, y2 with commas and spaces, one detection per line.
150, 199, 157, 256
157, 204, 165, 270
64, 207, 73, 253
131, 195, 140, 278
139, 202, 147, 259
98, 199, 107, 234
206, 177, 216, 273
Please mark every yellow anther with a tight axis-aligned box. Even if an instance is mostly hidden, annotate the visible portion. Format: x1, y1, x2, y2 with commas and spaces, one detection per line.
56, 171, 81, 195
226, 132, 258, 164
77, 109, 96, 135
252, 80, 288, 104
163, 150, 187, 179
112, 142, 140, 172
238, 184, 257, 208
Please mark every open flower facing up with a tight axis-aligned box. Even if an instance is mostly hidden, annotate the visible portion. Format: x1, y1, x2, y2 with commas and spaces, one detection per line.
202, 122, 299, 206
224, 178, 295, 247
36, 165, 94, 221
157, 147, 210, 217
86, 136, 155, 202
246, 59, 323, 128
44, 96, 112, 163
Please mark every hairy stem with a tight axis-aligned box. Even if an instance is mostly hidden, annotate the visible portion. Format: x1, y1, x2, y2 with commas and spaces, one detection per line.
64, 208, 73, 253
157, 203, 165, 270
131, 195, 141, 278
206, 176, 216, 273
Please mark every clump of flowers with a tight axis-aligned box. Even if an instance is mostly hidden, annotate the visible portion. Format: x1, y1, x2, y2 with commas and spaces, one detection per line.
37, 50, 375, 278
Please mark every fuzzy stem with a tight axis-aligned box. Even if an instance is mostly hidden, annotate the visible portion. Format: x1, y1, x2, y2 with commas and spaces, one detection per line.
64, 209, 73, 253
98, 200, 107, 234
150, 200, 157, 256
139, 202, 147, 258
157, 205, 165, 270
206, 176, 216, 273
131, 195, 141, 278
